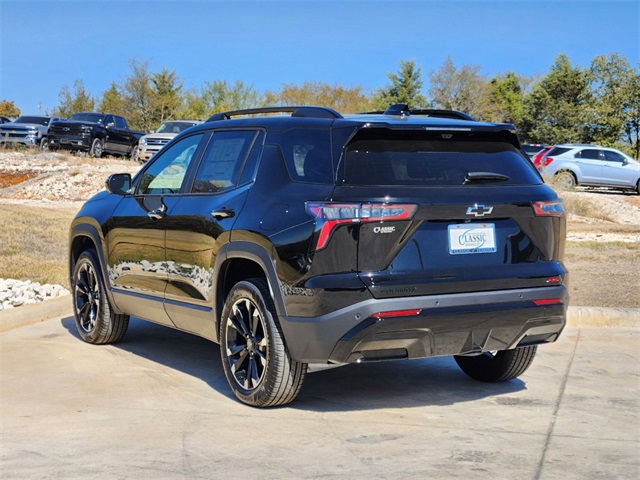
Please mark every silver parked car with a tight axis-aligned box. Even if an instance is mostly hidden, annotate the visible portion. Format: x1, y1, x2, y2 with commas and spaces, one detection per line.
135, 120, 202, 162
0, 115, 64, 150
540, 144, 640, 194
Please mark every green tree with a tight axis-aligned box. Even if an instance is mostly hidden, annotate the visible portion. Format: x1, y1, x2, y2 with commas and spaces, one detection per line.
52, 80, 95, 118
589, 53, 638, 154
151, 68, 184, 126
264, 81, 371, 113
520, 54, 592, 144
486, 71, 527, 125
0, 100, 20, 118
428, 57, 488, 119
373, 59, 427, 110
622, 68, 640, 159
203, 80, 260, 115
98, 82, 127, 116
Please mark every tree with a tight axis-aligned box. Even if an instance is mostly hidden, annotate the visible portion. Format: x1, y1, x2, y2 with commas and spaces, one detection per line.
122, 58, 155, 132
485, 71, 527, 125
520, 54, 592, 144
428, 57, 489, 119
151, 68, 184, 126
52, 80, 95, 118
264, 81, 371, 113
373, 59, 427, 110
0, 100, 20, 118
622, 67, 640, 159
98, 82, 127, 116
589, 54, 637, 153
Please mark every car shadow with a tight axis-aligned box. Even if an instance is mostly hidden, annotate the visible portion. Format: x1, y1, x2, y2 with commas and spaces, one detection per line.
61, 316, 526, 412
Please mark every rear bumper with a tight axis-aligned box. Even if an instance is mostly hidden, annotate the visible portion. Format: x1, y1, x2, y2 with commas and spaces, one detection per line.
279, 286, 567, 364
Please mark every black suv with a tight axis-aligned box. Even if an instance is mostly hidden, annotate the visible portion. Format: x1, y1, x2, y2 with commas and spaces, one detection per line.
69, 105, 568, 407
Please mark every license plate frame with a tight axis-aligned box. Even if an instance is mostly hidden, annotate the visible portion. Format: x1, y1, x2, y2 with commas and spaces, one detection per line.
448, 223, 497, 255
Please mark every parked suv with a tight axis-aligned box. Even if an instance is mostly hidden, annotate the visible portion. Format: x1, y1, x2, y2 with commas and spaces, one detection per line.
0, 115, 63, 150
540, 144, 640, 193
135, 120, 202, 162
69, 105, 568, 407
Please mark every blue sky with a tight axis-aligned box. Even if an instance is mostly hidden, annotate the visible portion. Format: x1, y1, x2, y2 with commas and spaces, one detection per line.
1, 0, 638, 116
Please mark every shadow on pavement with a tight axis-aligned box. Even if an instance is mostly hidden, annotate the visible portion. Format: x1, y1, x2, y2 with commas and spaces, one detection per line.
61, 316, 526, 412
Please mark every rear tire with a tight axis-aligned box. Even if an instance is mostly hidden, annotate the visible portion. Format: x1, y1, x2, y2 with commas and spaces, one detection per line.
72, 249, 129, 344
220, 278, 306, 407
454, 346, 537, 382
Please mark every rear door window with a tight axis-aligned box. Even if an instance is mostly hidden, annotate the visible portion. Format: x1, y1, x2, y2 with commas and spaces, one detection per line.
343, 131, 542, 186
577, 149, 602, 160
191, 130, 257, 193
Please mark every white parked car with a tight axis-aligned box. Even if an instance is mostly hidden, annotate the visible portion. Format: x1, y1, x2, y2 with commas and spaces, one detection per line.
540, 144, 640, 194
135, 120, 202, 162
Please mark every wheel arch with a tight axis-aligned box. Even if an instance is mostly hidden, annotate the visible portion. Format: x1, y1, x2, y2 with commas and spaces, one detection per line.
69, 224, 124, 315
214, 241, 285, 342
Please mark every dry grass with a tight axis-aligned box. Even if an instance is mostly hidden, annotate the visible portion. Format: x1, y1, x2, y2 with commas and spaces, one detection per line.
0, 204, 77, 287
561, 193, 616, 222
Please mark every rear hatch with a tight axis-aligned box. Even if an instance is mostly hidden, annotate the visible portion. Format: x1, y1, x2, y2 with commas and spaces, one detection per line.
324, 128, 567, 299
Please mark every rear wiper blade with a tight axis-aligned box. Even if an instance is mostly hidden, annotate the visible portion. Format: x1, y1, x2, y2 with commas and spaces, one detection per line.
464, 172, 510, 184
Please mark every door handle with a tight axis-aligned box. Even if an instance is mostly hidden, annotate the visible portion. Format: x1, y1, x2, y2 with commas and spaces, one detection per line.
211, 207, 235, 220
147, 203, 167, 221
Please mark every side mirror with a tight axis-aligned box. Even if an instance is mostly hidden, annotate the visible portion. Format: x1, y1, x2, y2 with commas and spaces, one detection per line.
106, 122, 115, 129
106, 173, 131, 195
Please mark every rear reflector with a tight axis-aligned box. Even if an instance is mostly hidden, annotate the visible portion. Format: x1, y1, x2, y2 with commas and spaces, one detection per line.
371, 309, 422, 319
306, 202, 417, 250
533, 200, 566, 217
543, 157, 554, 167
533, 299, 564, 306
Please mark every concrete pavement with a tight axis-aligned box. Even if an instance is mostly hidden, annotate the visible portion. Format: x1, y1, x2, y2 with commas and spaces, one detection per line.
1, 316, 639, 479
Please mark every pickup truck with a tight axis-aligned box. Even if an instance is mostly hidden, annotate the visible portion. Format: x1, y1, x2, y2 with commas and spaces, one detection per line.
48, 112, 145, 158
0, 115, 64, 150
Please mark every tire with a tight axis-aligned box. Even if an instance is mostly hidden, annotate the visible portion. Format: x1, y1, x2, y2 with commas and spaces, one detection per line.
220, 278, 307, 407
636, 180, 640, 195
39, 137, 49, 151
454, 346, 537, 382
554, 170, 576, 190
131, 145, 139, 162
72, 249, 129, 344
90, 138, 104, 158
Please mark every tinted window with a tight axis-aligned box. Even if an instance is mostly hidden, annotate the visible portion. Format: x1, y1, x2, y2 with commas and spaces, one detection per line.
192, 131, 257, 193
104, 115, 115, 127
115, 116, 127, 129
68, 113, 105, 124
343, 131, 541, 186
546, 147, 572, 157
275, 129, 333, 184
157, 122, 198, 134
14, 116, 50, 126
578, 149, 602, 160
603, 150, 625, 162
137, 133, 204, 195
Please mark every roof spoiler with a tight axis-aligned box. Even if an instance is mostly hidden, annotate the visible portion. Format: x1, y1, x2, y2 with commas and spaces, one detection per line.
362, 104, 477, 121
206, 106, 343, 122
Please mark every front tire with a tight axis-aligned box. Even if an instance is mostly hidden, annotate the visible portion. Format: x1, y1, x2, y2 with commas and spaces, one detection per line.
72, 249, 129, 344
554, 170, 576, 190
454, 346, 537, 382
220, 278, 306, 407
39, 137, 49, 151
90, 138, 104, 158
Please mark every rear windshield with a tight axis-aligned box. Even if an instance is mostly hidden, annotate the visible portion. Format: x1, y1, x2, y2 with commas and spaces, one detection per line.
343, 131, 542, 186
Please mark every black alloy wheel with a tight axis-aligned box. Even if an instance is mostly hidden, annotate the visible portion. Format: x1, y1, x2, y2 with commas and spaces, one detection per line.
224, 297, 268, 391
72, 249, 129, 344
220, 278, 306, 407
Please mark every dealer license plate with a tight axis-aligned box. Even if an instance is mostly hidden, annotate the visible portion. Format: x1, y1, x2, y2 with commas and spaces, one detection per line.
448, 223, 497, 255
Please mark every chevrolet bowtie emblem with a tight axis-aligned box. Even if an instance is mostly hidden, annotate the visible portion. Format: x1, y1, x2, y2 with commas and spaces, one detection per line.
466, 204, 494, 217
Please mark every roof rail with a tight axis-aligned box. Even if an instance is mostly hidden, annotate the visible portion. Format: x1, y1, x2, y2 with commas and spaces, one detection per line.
206, 106, 343, 122
361, 104, 476, 121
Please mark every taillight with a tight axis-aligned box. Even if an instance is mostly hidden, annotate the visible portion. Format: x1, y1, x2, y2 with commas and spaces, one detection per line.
533, 298, 564, 306
306, 202, 417, 250
533, 200, 566, 217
